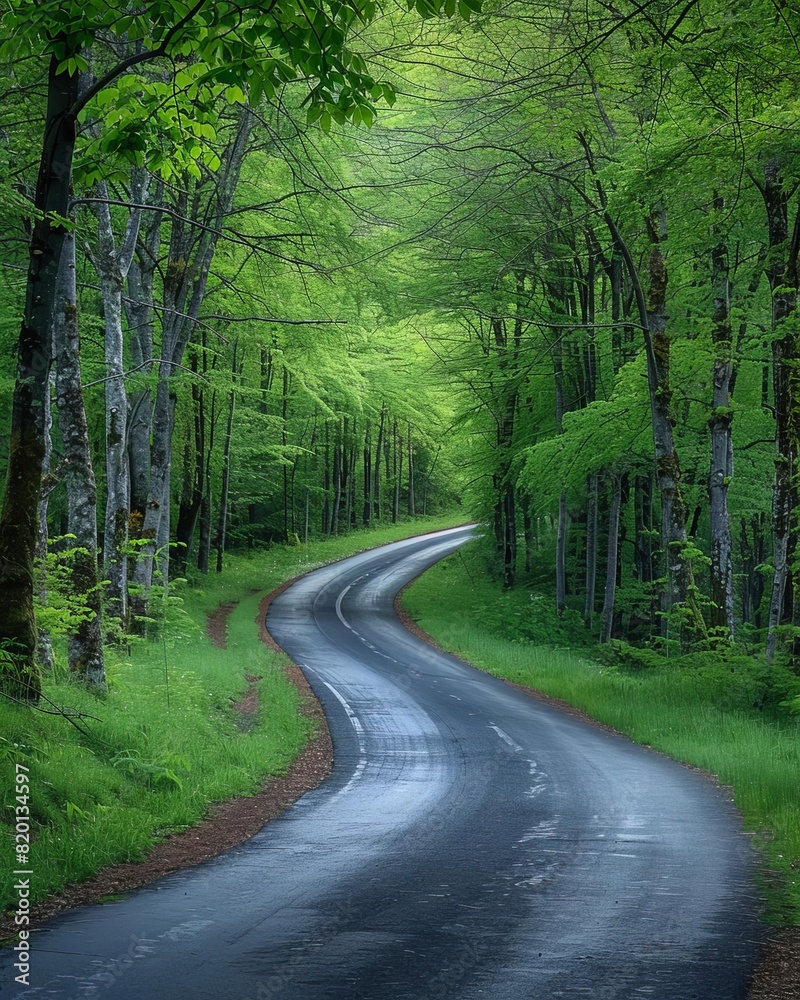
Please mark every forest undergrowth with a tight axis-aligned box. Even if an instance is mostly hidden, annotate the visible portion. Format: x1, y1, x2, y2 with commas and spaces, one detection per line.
0, 515, 458, 918
402, 537, 800, 926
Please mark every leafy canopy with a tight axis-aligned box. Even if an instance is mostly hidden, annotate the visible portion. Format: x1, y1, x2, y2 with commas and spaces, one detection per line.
2, 0, 466, 178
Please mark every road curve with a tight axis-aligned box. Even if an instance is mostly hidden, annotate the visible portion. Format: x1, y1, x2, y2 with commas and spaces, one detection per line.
3, 526, 762, 999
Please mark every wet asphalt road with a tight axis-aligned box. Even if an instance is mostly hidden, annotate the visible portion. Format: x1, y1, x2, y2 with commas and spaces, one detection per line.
3, 526, 762, 999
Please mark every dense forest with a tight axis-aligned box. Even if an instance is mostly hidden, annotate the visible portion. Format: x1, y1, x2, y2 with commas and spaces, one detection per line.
1, 0, 800, 704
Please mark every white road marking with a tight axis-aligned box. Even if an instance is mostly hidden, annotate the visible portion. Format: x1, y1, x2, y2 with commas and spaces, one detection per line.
335, 584, 354, 630
333, 577, 406, 667
322, 680, 364, 739
488, 724, 525, 754
321, 679, 368, 792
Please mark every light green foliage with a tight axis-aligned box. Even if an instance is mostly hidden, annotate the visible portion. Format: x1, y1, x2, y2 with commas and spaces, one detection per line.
34, 539, 98, 641
2, 0, 464, 179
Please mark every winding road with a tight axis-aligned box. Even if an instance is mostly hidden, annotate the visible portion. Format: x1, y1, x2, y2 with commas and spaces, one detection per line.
4, 526, 762, 999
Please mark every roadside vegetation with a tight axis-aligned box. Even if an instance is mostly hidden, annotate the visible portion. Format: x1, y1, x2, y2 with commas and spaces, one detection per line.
402, 535, 800, 925
0, 515, 457, 917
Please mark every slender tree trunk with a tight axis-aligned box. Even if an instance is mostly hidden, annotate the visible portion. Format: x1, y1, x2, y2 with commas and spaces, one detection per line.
553, 321, 567, 614
197, 372, 216, 573
36, 372, 56, 676
634, 474, 654, 584
584, 472, 599, 627
345, 418, 356, 531
53, 230, 106, 686
363, 422, 372, 526
556, 494, 568, 614
601, 473, 622, 643
708, 202, 735, 640
215, 345, 238, 573
383, 421, 391, 504
373, 405, 385, 520
174, 362, 205, 574
740, 514, 766, 629
94, 170, 148, 626
393, 423, 403, 524
407, 422, 415, 517
0, 56, 79, 699
503, 485, 517, 589
322, 420, 331, 535
332, 418, 343, 536
493, 481, 504, 552
125, 188, 163, 539
282, 365, 290, 541
522, 493, 534, 574
101, 279, 130, 624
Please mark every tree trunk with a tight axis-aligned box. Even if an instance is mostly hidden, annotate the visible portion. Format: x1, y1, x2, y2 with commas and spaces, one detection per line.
503, 484, 517, 589
741, 514, 766, 629
345, 418, 356, 531
493, 482, 504, 552
553, 317, 567, 614
94, 170, 148, 626
332, 418, 343, 536
0, 56, 79, 700
174, 361, 205, 575
197, 366, 216, 574
584, 472, 599, 626
36, 371, 56, 677
643, 212, 692, 625
282, 365, 290, 541
601, 473, 622, 643
125, 186, 163, 540
522, 493, 534, 574
363, 422, 372, 526
215, 345, 238, 574
407, 422, 416, 517
373, 404, 385, 520
556, 493, 568, 614
708, 203, 735, 640
53, 230, 106, 687
322, 419, 331, 535
393, 422, 402, 524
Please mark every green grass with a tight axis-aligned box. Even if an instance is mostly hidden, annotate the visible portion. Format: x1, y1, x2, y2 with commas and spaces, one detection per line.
0, 514, 460, 915
402, 541, 800, 925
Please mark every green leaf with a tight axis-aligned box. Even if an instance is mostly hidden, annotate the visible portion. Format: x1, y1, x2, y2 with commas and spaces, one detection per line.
225, 84, 246, 105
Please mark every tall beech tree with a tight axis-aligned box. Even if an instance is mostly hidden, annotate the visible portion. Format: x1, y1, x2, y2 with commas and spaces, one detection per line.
53, 230, 106, 688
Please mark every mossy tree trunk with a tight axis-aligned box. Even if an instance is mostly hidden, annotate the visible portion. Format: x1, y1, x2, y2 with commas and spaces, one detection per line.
708, 201, 735, 640
759, 159, 800, 662
54, 231, 106, 689
0, 56, 79, 702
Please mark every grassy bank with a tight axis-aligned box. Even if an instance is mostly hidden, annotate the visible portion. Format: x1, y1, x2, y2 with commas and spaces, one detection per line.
0, 515, 459, 916
402, 539, 800, 925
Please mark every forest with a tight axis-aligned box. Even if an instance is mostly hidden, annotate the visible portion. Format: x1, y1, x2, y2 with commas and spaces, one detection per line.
1, 3, 800, 710
2, 3, 800, 986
